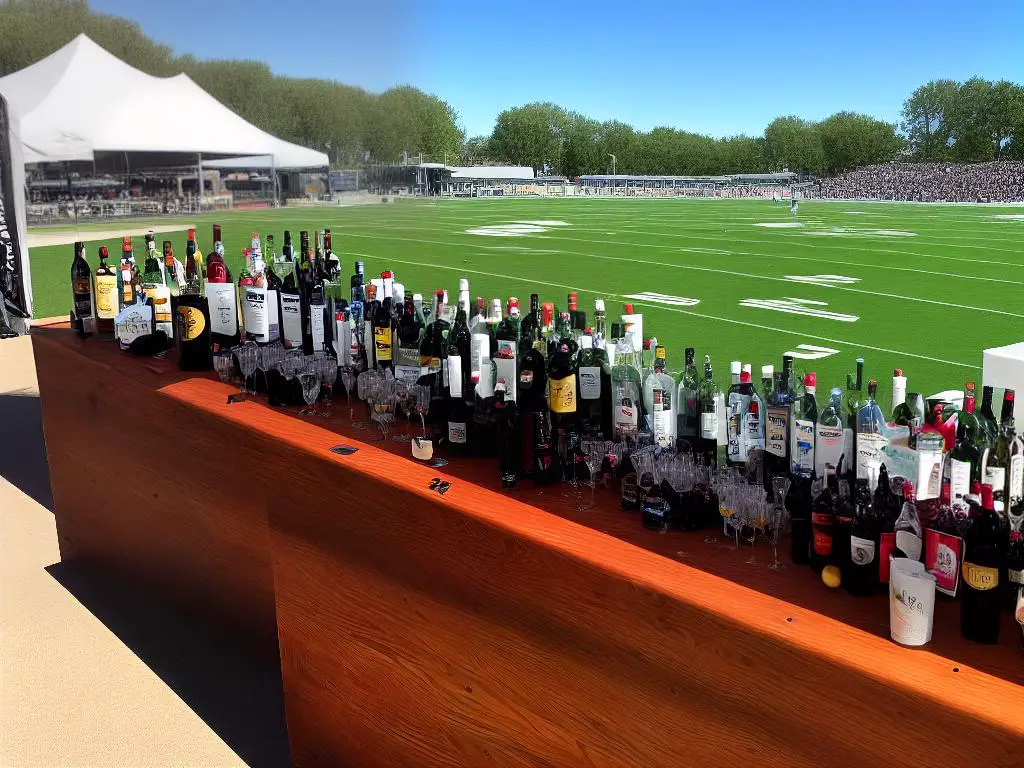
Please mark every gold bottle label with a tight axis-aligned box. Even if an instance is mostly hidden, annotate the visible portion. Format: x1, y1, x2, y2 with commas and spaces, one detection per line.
176, 304, 206, 340
549, 376, 577, 414
95, 276, 118, 319
962, 561, 998, 591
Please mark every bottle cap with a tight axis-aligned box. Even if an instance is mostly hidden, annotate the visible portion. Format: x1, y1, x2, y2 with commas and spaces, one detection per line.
568, 292, 578, 310
742, 363, 752, 374
1007, 389, 1016, 403
122, 236, 132, 250
99, 245, 109, 258
730, 361, 741, 374
413, 293, 423, 302
740, 371, 751, 384
805, 372, 816, 388
762, 364, 774, 378
831, 387, 842, 398
623, 304, 635, 314
381, 271, 393, 279
981, 483, 995, 510
542, 302, 554, 326
459, 278, 469, 292
187, 228, 195, 240
476, 296, 485, 310
685, 347, 695, 362
508, 297, 520, 310
893, 368, 903, 377
594, 299, 605, 313
902, 481, 915, 500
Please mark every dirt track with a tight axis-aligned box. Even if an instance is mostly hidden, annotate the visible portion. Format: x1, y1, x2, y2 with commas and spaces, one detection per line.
26, 223, 194, 249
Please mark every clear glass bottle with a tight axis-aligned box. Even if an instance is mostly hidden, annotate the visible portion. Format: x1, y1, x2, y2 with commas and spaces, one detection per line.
676, 347, 699, 447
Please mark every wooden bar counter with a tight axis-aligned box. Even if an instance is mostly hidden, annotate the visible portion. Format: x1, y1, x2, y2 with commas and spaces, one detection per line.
32, 325, 1024, 767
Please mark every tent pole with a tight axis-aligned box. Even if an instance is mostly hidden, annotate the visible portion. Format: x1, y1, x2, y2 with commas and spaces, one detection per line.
271, 153, 278, 207
197, 152, 203, 214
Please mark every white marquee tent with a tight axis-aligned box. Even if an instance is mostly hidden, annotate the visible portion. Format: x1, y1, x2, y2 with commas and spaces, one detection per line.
0, 34, 328, 169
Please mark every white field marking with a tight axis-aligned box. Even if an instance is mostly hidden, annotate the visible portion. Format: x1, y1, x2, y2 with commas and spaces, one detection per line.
990, 214, 1024, 220
622, 292, 701, 307
337, 249, 979, 370
739, 298, 860, 323
336, 230, 1024, 317
465, 223, 546, 236
801, 227, 918, 238
846, 211, 867, 215
27, 222, 194, 248
754, 222, 803, 228
784, 275, 861, 286
514, 220, 570, 226
784, 344, 841, 360
769, 229, 1024, 252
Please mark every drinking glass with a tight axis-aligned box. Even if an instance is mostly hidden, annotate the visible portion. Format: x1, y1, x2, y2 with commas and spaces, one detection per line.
391, 380, 411, 442
316, 356, 339, 417
298, 369, 321, 418
213, 352, 234, 386
768, 475, 792, 571
412, 384, 431, 437
340, 366, 360, 426
578, 447, 603, 511
233, 342, 258, 400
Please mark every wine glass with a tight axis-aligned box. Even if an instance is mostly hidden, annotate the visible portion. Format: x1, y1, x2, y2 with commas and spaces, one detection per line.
412, 384, 431, 437
233, 342, 258, 400
357, 370, 378, 427
391, 380, 411, 442
316, 356, 339, 417
213, 352, 234, 386
768, 475, 792, 571
298, 368, 321, 418
340, 366, 360, 426
578, 447, 604, 511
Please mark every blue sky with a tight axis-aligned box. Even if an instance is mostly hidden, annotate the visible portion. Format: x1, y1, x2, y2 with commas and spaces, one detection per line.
91, 0, 1024, 138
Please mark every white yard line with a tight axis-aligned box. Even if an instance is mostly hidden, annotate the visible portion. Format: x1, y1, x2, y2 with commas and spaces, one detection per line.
338, 249, 981, 370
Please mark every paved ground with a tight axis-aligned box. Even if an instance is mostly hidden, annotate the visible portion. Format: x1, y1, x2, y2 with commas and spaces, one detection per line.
26, 223, 195, 248
0, 335, 289, 767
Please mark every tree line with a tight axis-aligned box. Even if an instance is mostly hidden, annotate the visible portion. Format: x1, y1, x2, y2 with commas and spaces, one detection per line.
1, 1, 1022, 176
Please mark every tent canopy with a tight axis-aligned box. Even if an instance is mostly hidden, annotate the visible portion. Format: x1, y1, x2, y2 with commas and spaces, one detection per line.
0, 35, 328, 169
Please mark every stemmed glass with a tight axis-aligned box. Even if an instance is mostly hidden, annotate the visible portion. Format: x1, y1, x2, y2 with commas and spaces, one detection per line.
411, 384, 431, 437
258, 342, 285, 394
213, 352, 235, 389
316, 356, 339, 417
233, 342, 258, 401
578, 447, 604, 511
768, 475, 792, 571
298, 366, 321, 417
357, 370, 378, 427
391, 380, 411, 442
340, 366, 360, 426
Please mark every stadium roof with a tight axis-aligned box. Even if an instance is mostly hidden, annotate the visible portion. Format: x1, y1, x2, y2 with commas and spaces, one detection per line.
448, 166, 535, 180
579, 172, 796, 182
0, 35, 328, 169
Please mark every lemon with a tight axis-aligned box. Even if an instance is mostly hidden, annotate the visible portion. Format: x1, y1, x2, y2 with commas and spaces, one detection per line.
821, 565, 842, 589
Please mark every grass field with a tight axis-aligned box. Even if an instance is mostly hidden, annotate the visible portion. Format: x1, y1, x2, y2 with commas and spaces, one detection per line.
27, 198, 1024, 405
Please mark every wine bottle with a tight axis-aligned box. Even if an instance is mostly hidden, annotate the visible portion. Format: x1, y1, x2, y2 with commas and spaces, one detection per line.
173, 254, 212, 372
93, 245, 118, 338
815, 387, 844, 478
856, 379, 886, 487
141, 243, 172, 338
548, 317, 580, 477
495, 297, 521, 404
184, 228, 203, 294
982, 389, 1017, 514
809, 469, 838, 573
891, 368, 906, 418
577, 327, 606, 438
162, 240, 181, 298
519, 293, 540, 348
725, 360, 750, 468
446, 304, 473, 455
977, 385, 999, 450
472, 342, 500, 458
961, 484, 1004, 644
676, 347, 699, 448
517, 329, 549, 482
204, 230, 239, 352
395, 293, 424, 382
372, 272, 394, 369
764, 358, 793, 488
892, 388, 926, 448
788, 372, 817, 478
950, 393, 983, 510
70, 241, 94, 337
845, 478, 880, 596
843, 359, 864, 480
117, 236, 139, 310
324, 229, 340, 281
496, 378, 521, 488
742, 365, 765, 461
696, 354, 722, 469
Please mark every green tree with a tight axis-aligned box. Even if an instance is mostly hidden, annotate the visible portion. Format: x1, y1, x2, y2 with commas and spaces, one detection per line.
489, 102, 571, 172
818, 112, 903, 175
900, 79, 959, 160
763, 116, 824, 174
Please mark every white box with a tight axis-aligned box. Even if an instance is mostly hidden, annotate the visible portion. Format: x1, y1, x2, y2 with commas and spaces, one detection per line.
983, 341, 1024, 425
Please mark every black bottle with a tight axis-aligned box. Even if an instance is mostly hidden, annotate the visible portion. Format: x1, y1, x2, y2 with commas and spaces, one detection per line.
496, 380, 521, 488
845, 478, 880, 596
961, 484, 1004, 644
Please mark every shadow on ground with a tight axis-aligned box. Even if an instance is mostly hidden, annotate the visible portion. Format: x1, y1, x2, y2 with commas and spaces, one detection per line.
0, 392, 53, 511
46, 561, 292, 768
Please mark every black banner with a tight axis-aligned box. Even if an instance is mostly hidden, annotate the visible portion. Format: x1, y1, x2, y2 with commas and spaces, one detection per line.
0, 93, 29, 336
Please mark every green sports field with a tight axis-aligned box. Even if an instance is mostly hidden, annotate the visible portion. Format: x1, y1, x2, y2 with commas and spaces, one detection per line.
27, 198, 1024, 405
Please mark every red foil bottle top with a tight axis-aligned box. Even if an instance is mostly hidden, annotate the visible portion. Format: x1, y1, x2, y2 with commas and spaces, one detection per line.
623, 303, 635, 314
981, 483, 995, 510
508, 297, 520, 310
188, 228, 196, 240
542, 302, 554, 326
99, 246, 109, 258
740, 371, 752, 384
805, 372, 816, 388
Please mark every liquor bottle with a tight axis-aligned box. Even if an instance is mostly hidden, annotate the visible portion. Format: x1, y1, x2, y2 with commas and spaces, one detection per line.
893, 481, 924, 561
93, 245, 118, 338
324, 229, 340, 282
495, 297, 521, 404
642, 345, 677, 448
892, 389, 926, 448
1003, 390, 1024, 515
815, 387, 844, 479
856, 379, 886, 487
742, 365, 766, 460
764, 359, 793, 489
395, 293, 424, 382
760, 364, 774, 404
809, 469, 838, 573
961, 485, 1004, 644
610, 327, 643, 442
117, 236, 139, 309
519, 293, 540, 348
789, 373, 817, 479
950, 399, 983, 510
469, 296, 489, 384
517, 324, 550, 481
696, 354, 721, 469
891, 368, 907, 418
417, 290, 449, 436
141, 243, 172, 337
843, 359, 865, 478
676, 347, 699, 449
276, 240, 300, 351
172, 254, 212, 372
496, 378, 521, 488
162, 240, 181, 298
265, 235, 282, 289
846, 478, 880, 596
371, 273, 394, 370
70, 241, 95, 337
414, 293, 428, 327
577, 327, 607, 438
725, 361, 750, 468
977, 385, 999, 450
446, 304, 473, 455
541, 301, 555, 357
593, 299, 607, 349
184, 228, 203, 293
472, 337, 500, 458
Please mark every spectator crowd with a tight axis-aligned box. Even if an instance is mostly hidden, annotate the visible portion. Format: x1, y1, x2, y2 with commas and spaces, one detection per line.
815, 161, 1024, 203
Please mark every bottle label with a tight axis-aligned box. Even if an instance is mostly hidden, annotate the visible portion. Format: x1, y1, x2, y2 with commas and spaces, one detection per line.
765, 406, 788, 457
962, 561, 999, 591
280, 293, 302, 346
471, 332, 489, 378
115, 302, 153, 347
373, 324, 392, 361
678, 387, 698, 438
790, 418, 815, 478
744, 410, 764, 453
895, 531, 922, 562
984, 466, 1006, 512
579, 366, 602, 400
850, 535, 876, 566
613, 384, 639, 440
145, 284, 172, 329
447, 356, 463, 398
448, 421, 467, 444
856, 431, 887, 484
701, 405, 719, 441
726, 393, 749, 462
949, 457, 971, 503
653, 388, 674, 447
72, 276, 91, 299
814, 424, 844, 478
1010, 568, 1024, 586
175, 303, 206, 341
95, 275, 118, 319
811, 512, 833, 556
476, 364, 495, 398
879, 532, 896, 583
495, 356, 517, 402
924, 528, 963, 597
1010, 455, 1024, 506
843, 427, 855, 470
120, 267, 135, 304
242, 288, 269, 342
204, 281, 238, 336
549, 376, 577, 414
266, 289, 281, 342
